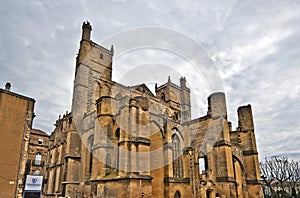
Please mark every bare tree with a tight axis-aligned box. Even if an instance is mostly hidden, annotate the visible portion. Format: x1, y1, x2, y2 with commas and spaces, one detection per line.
260, 156, 299, 198
260, 160, 275, 197
269, 157, 292, 192
288, 160, 300, 197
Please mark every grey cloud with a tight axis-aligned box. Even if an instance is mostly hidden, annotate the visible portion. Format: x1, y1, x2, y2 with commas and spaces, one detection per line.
0, 0, 299, 160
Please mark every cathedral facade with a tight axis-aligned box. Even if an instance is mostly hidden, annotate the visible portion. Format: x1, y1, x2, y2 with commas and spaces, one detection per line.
44, 22, 262, 198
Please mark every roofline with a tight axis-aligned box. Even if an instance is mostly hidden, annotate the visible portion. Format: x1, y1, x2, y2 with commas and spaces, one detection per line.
130, 83, 155, 97
156, 82, 190, 92
90, 41, 114, 55
156, 82, 180, 91
30, 129, 50, 137
190, 115, 210, 124
0, 88, 35, 102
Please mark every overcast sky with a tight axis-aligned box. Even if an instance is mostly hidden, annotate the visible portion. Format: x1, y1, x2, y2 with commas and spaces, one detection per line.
0, 0, 299, 161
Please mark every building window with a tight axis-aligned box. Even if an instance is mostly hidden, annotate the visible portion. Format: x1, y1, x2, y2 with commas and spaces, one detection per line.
174, 190, 181, 198
199, 153, 208, 180
100, 53, 104, 60
33, 170, 40, 175
87, 135, 94, 175
199, 157, 206, 174
172, 134, 183, 178
35, 152, 42, 165
115, 128, 120, 140
174, 112, 179, 120
38, 138, 43, 145
161, 93, 165, 101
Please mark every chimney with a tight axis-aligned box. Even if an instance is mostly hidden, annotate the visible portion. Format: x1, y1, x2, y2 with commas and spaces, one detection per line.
5, 82, 11, 91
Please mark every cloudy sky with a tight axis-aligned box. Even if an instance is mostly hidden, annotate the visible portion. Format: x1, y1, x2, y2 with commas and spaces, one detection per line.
0, 0, 299, 161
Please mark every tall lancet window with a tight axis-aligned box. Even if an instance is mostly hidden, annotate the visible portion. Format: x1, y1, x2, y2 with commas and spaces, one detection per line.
87, 135, 94, 175
172, 134, 183, 178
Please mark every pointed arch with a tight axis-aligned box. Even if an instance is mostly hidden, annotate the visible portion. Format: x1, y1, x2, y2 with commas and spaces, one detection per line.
233, 156, 246, 198
150, 120, 164, 137
171, 127, 184, 141
174, 190, 181, 198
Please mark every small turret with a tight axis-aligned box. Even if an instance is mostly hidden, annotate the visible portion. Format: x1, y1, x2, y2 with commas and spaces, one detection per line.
180, 77, 191, 123
82, 21, 92, 41
77, 21, 92, 66
180, 77, 186, 88
110, 45, 114, 56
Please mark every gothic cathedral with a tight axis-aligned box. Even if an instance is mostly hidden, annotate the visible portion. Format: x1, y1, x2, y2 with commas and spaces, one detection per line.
44, 22, 262, 198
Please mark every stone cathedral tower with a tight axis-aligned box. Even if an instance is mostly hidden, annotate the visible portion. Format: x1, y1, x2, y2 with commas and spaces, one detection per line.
44, 22, 262, 198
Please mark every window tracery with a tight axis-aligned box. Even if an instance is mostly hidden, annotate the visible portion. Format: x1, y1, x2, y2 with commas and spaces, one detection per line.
172, 133, 183, 178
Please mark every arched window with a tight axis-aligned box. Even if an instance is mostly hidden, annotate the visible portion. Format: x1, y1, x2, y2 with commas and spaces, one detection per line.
35, 152, 42, 165
174, 190, 181, 198
161, 93, 165, 101
115, 128, 120, 140
100, 53, 104, 60
198, 152, 208, 180
172, 134, 183, 178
